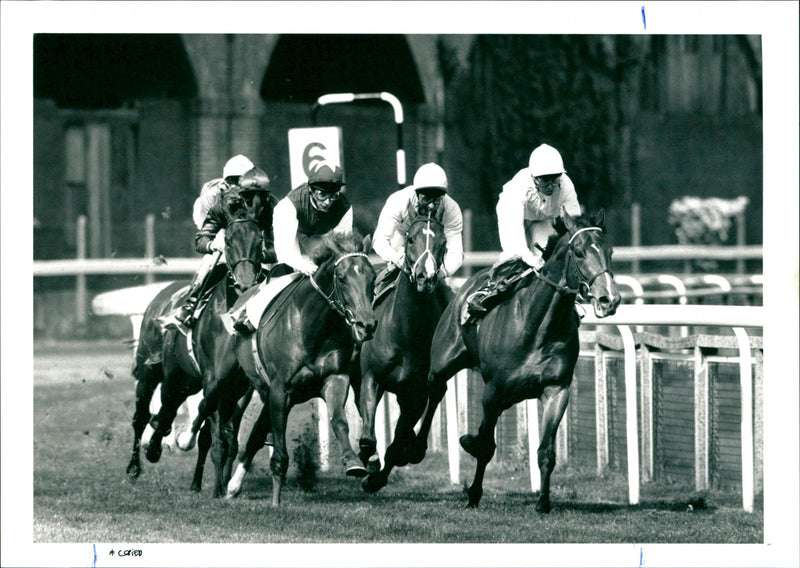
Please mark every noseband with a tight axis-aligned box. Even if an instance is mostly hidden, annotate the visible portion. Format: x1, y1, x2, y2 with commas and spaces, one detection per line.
537, 226, 613, 300
224, 218, 265, 289
405, 214, 444, 283
308, 251, 371, 326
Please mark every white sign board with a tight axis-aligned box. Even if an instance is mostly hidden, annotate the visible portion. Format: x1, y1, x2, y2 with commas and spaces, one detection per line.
287, 127, 344, 190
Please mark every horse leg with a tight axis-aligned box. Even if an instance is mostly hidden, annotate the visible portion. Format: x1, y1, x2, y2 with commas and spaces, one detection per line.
409, 353, 467, 463
535, 387, 570, 514
269, 386, 290, 507
209, 386, 240, 498
322, 374, 367, 477
176, 391, 205, 451
190, 419, 212, 492
143, 366, 190, 464
363, 391, 426, 493
227, 392, 270, 499
355, 371, 380, 473
460, 384, 501, 508
127, 363, 161, 478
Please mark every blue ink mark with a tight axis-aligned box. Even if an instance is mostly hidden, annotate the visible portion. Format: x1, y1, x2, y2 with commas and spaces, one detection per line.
641, 6, 646, 30
639, 546, 644, 566
93, 544, 97, 568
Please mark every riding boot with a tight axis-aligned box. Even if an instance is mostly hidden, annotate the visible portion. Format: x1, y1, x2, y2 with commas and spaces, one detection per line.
159, 269, 208, 333
466, 280, 496, 317
373, 265, 400, 303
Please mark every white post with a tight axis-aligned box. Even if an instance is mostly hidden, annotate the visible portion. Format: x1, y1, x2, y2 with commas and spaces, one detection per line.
527, 399, 541, 492
375, 396, 388, 462
618, 324, 640, 505
145, 214, 156, 285
462, 209, 473, 277
445, 379, 460, 484
76, 215, 88, 325
317, 399, 330, 472
732, 327, 754, 513
631, 203, 641, 274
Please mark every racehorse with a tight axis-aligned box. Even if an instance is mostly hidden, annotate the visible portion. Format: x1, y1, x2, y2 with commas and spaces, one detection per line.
414, 208, 620, 512
126, 202, 265, 493
182, 229, 378, 506
351, 212, 449, 493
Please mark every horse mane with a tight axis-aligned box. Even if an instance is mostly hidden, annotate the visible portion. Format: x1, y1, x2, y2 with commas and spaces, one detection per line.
542, 212, 603, 261
309, 229, 366, 265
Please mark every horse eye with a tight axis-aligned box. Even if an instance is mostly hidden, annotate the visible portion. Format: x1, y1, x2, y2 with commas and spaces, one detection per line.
573, 247, 585, 258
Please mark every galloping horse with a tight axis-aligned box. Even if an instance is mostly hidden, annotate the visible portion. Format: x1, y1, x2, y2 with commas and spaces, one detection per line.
415, 208, 620, 512
352, 212, 449, 493
182, 230, 377, 506
126, 202, 265, 493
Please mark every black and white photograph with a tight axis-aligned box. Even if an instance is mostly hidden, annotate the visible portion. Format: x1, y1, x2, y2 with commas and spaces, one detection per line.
1, 2, 798, 567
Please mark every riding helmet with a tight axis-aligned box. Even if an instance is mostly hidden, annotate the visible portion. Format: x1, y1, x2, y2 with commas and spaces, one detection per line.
412, 163, 448, 196
528, 144, 566, 178
223, 154, 255, 181
307, 161, 345, 193
239, 167, 271, 193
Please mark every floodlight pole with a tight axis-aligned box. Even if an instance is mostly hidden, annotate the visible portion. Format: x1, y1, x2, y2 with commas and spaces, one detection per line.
312, 92, 406, 189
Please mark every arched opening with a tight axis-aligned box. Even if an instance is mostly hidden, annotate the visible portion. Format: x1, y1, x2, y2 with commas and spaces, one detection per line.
260, 34, 425, 104
34, 34, 197, 108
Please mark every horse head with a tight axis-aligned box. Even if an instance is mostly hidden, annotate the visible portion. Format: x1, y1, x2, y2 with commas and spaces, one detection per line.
310, 231, 378, 344
404, 213, 447, 293
552, 207, 620, 318
223, 202, 264, 292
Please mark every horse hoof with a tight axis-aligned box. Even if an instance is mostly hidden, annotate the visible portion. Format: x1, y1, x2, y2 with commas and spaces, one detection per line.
190, 483, 201, 493
126, 462, 141, 479
535, 500, 552, 514
366, 455, 381, 475
466, 501, 480, 509
459, 434, 478, 457
361, 474, 387, 494
144, 442, 162, 463
346, 463, 368, 478
176, 431, 196, 451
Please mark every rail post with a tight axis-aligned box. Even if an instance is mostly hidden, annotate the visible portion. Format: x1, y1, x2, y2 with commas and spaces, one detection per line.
462, 209, 473, 278
732, 327, 754, 513
76, 215, 88, 325
618, 324, 640, 505
527, 399, 541, 492
631, 203, 641, 274
145, 214, 156, 285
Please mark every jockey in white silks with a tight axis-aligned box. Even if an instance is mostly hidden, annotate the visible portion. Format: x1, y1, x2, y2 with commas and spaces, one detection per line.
371, 163, 464, 300
466, 143, 582, 318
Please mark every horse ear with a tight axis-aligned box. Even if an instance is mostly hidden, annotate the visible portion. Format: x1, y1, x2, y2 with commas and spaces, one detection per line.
361, 234, 372, 254
560, 205, 578, 233
593, 208, 606, 230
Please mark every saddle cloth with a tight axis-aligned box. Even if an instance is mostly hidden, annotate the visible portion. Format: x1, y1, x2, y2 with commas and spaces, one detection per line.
219, 272, 302, 335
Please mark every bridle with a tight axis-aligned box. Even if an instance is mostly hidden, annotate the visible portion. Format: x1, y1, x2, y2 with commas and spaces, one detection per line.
537, 226, 613, 301
405, 213, 444, 284
225, 217, 264, 290
308, 251, 371, 326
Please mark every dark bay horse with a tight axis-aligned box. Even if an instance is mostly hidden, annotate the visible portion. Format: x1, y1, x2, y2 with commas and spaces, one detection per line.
415, 208, 620, 512
185, 230, 377, 506
127, 208, 265, 493
352, 213, 449, 493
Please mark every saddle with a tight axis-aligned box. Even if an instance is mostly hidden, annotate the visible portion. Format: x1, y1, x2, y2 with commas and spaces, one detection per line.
372, 264, 401, 308
462, 258, 535, 326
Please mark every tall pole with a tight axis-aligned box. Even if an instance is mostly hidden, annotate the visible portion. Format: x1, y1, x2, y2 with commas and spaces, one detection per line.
312, 92, 406, 189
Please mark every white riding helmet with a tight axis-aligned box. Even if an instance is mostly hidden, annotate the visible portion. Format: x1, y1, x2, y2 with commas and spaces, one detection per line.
412, 163, 448, 194
223, 154, 255, 180
528, 144, 566, 177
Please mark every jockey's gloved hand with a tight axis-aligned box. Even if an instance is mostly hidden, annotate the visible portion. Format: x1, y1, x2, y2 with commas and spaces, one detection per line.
390, 253, 405, 271
298, 260, 318, 277
521, 250, 545, 271
209, 230, 226, 253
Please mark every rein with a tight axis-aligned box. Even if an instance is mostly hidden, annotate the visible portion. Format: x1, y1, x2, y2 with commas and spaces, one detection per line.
308, 251, 370, 326
536, 226, 612, 299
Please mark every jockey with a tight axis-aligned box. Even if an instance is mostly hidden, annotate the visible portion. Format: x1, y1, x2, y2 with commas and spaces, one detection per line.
372, 162, 464, 298
466, 143, 582, 317
229, 160, 351, 335
161, 166, 277, 333
192, 154, 254, 230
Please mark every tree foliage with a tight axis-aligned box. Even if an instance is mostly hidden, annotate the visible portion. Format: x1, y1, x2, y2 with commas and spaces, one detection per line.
450, 35, 646, 212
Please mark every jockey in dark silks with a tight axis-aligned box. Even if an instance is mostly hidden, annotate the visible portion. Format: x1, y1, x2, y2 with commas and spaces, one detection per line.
160, 166, 277, 333
229, 160, 351, 335
372, 163, 464, 305
466, 144, 582, 321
